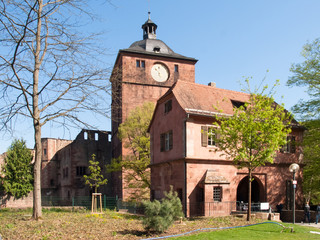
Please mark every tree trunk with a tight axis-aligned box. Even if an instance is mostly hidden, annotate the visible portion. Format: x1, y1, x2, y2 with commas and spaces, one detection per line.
247, 168, 252, 221
32, 0, 43, 220
33, 124, 42, 220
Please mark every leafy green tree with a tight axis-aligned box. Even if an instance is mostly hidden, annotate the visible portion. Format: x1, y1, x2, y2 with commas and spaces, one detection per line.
84, 154, 108, 194
214, 83, 292, 221
107, 102, 154, 200
1, 139, 33, 199
288, 38, 320, 119
143, 187, 183, 233
288, 39, 320, 204
300, 120, 320, 204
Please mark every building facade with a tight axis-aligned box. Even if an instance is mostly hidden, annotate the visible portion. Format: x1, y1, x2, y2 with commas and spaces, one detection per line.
110, 14, 197, 199
41, 129, 112, 200
149, 81, 304, 217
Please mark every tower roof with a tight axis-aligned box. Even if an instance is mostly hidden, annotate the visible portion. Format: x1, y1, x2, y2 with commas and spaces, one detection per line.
120, 13, 197, 62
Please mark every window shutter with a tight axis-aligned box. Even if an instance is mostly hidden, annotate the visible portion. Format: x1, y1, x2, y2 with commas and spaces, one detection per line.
215, 130, 220, 147
160, 133, 165, 152
169, 130, 173, 150
201, 126, 208, 147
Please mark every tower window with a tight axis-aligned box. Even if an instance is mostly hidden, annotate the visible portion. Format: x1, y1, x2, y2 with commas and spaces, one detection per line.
136, 60, 145, 68
174, 65, 179, 73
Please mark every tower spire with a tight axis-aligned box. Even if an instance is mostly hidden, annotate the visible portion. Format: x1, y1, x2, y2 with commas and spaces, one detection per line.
142, 12, 157, 40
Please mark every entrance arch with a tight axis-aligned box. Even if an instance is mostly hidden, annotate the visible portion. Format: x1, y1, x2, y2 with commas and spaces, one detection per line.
236, 176, 265, 203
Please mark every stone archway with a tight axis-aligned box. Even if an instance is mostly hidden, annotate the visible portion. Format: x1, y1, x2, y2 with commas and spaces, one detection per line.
236, 176, 264, 203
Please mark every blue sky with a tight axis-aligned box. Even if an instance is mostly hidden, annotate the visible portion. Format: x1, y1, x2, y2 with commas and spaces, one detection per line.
0, 0, 319, 153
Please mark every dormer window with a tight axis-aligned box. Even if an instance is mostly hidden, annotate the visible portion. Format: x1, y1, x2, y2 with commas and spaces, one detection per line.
231, 100, 246, 109
153, 47, 160, 53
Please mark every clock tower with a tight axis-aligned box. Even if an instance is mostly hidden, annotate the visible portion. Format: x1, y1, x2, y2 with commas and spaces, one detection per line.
110, 13, 197, 199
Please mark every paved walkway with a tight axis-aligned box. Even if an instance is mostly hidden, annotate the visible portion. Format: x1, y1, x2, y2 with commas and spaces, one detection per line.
296, 222, 320, 229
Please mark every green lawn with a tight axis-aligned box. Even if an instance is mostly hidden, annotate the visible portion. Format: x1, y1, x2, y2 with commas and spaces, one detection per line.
173, 222, 320, 240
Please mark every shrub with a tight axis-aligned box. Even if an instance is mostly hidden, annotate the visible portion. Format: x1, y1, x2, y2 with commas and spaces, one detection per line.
143, 187, 183, 233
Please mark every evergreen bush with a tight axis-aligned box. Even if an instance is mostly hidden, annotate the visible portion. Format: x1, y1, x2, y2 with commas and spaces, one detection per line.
143, 187, 183, 233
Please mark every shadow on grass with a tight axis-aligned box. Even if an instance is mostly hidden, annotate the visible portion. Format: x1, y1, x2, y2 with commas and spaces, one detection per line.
116, 229, 150, 237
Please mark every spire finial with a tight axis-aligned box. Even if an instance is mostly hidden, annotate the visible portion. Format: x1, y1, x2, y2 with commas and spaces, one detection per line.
142, 10, 157, 40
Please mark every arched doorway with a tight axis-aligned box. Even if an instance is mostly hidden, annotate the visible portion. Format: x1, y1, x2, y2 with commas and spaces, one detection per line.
236, 176, 264, 203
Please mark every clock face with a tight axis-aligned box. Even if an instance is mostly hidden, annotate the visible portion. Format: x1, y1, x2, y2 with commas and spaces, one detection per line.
151, 63, 169, 82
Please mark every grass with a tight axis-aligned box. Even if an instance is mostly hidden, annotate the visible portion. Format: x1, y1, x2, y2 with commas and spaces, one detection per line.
0, 208, 319, 240
174, 222, 320, 240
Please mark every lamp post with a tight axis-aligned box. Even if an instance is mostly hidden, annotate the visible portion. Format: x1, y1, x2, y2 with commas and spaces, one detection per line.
289, 163, 300, 224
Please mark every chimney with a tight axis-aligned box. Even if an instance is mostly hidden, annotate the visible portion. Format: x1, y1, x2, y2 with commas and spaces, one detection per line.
208, 82, 216, 87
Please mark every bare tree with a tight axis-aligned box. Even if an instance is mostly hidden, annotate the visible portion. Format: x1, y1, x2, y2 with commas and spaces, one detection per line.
0, 0, 111, 220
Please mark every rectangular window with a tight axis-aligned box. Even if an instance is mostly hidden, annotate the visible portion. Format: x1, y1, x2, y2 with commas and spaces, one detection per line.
43, 148, 47, 156
213, 186, 222, 202
201, 126, 218, 147
208, 127, 216, 146
164, 100, 172, 113
76, 166, 86, 176
136, 60, 145, 68
160, 130, 173, 152
281, 136, 296, 153
174, 64, 179, 73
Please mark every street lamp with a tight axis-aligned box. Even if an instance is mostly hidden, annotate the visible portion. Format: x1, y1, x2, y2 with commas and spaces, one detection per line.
289, 163, 300, 224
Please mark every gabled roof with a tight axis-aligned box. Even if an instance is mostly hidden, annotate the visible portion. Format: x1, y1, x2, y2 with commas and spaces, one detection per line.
160, 80, 251, 117
149, 80, 301, 132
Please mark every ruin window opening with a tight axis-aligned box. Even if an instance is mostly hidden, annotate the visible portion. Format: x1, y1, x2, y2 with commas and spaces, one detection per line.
76, 166, 86, 176
84, 131, 88, 140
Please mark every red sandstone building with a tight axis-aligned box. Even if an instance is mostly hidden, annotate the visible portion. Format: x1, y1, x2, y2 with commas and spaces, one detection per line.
148, 80, 304, 217
110, 14, 304, 215
110, 14, 197, 199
